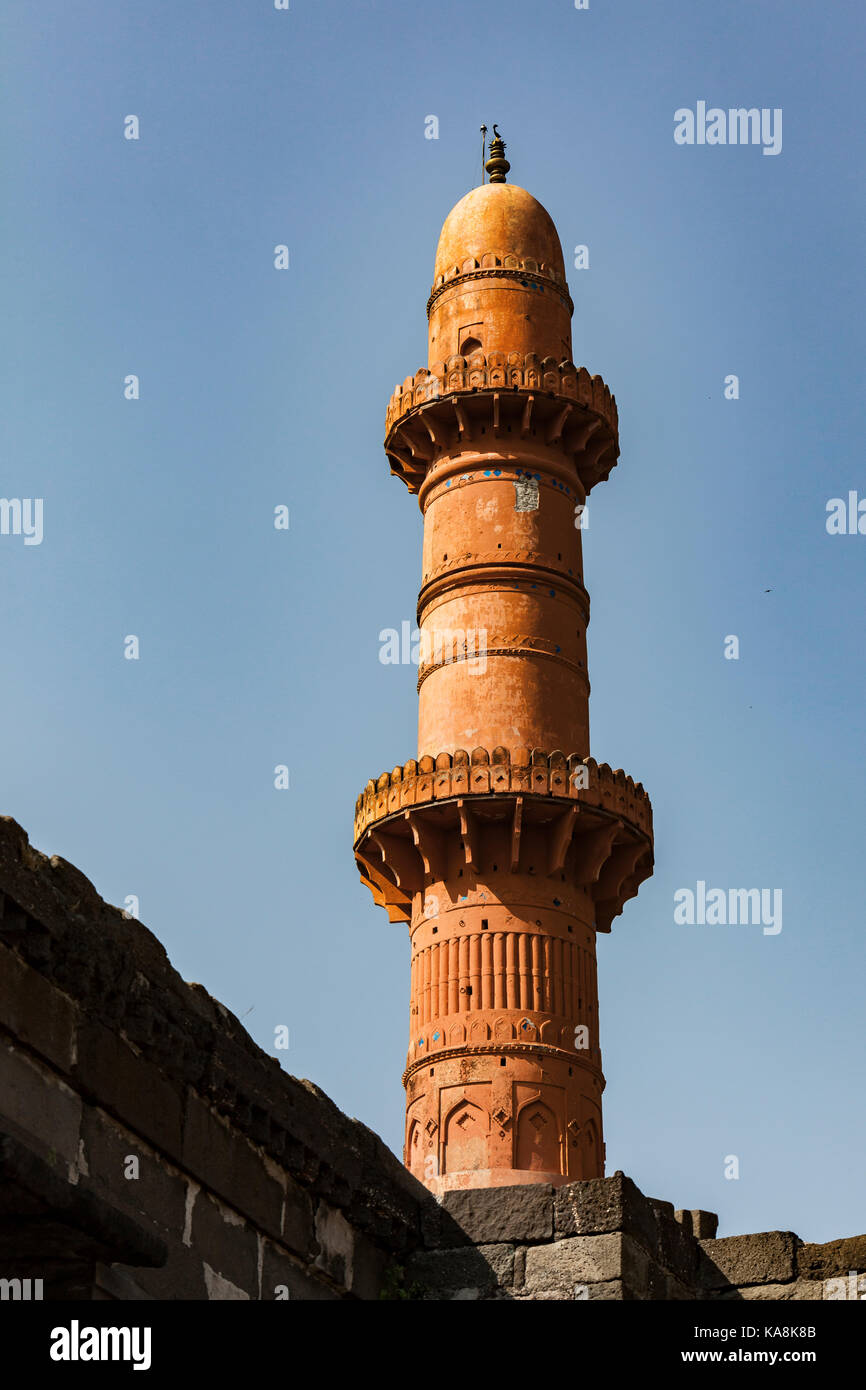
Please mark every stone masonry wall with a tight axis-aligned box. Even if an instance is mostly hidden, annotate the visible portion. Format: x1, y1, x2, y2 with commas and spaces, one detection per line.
408, 1176, 866, 1300
0, 814, 861, 1301
0, 815, 436, 1300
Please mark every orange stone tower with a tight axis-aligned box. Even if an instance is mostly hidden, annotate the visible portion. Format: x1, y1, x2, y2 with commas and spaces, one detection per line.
354, 132, 653, 1193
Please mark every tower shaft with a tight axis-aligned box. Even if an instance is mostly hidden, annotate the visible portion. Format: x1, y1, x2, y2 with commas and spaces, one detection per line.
355, 169, 653, 1193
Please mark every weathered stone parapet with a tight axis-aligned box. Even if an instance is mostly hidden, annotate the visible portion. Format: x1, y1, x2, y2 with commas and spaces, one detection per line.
698, 1229, 866, 1301
0, 814, 861, 1299
404, 1173, 708, 1299
403, 1175, 866, 1301
0, 815, 438, 1299
699, 1231, 799, 1290
423, 1183, 555, 1248
798, 1235, 866, 1282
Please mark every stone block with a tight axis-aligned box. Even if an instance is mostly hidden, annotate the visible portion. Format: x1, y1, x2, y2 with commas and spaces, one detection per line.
0, 942, 77, 1073
115, 1243, 208, 1301
554, 1172, 662, 1255
281, 1176, 317, 1262
571, 1277, 628, 1301
699, 1232, 798, 1289
517, 1279, 620, 1301
653, 1207, 701, 1285
552, 1174, 704, 1290
797, 1234, 866, 1281
513, 1277, 626, 1301
694, 1210, 719, 1240
189, 1189, 258, 1295
524, 1233, 637, 1295
74, 1020, 183, 1163
181, 1090, 292, 1246
676, 1208, 719, 1240
405, 1243, 514, 1299
314, 1201, 355, 1291
649, 1196, 675, 1220
0, 1040, 81, 1164
80, 1106, 186, 1242
428, 1183, 554, 1247
261, 1239, 342, 1300
522, 1231, 673, 1299
727, 1280, 823, 1301
582, 1278, 625, 1300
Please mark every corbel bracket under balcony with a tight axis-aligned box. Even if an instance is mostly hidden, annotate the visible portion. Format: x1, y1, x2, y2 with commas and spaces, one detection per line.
353, 747, 653, 929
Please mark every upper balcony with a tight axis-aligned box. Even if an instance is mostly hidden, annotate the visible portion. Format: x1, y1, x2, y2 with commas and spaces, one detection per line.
384, 351, 619, 496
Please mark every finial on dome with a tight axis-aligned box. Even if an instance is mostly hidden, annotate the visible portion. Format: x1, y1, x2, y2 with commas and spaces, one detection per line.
484, 124, 510, 184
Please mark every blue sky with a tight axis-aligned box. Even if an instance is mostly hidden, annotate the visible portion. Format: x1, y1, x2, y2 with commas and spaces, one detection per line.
2, 0, 863, 1243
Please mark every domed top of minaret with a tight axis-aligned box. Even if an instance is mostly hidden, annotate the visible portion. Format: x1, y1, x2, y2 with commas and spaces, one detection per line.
426, 131, 573, 376
433, 183, 566, 285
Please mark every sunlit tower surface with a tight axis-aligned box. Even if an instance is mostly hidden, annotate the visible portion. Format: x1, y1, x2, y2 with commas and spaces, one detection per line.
354, 132, 653, 1193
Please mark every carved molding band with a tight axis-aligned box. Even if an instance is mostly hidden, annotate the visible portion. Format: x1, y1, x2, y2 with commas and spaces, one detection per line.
354, 746, 651, 842
427, 264, 573, 316
418, 551, 588, 599
415, 636, 589, 690
430, 248, 569, 288
403, 1040, 598, 1088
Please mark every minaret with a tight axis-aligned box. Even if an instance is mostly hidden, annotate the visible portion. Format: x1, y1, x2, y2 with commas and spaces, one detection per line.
354, 132, 653, 1193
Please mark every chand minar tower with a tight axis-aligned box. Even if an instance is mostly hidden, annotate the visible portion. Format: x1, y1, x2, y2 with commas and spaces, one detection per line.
354, 132, 653, 1193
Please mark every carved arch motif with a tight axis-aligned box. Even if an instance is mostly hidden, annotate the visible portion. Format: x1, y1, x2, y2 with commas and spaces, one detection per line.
515, 1096, 563, 1174
443, 1099, 489, 1174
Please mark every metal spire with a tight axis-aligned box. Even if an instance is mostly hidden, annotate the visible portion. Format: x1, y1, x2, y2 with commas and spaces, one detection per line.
484, 124, 510, 183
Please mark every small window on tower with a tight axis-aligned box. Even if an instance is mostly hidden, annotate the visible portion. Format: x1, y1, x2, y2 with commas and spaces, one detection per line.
458, 322, 483, 356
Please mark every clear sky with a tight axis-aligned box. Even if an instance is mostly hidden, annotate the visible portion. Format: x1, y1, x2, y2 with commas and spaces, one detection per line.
2, 0, 863, 1243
